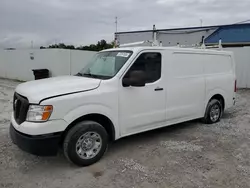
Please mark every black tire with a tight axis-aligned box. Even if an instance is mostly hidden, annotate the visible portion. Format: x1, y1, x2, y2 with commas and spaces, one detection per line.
203, 99, 222, 124
63, 121, 108, 166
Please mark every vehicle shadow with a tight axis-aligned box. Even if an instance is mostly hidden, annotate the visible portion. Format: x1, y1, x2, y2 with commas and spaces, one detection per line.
106, 119, 201, 156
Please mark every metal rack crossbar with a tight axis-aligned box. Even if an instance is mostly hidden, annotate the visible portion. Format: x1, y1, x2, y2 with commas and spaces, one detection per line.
116, 39, 223, 50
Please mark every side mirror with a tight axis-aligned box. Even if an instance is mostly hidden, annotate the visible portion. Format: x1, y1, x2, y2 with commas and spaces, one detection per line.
122, 70, 146, 87
122, 78, 131, 87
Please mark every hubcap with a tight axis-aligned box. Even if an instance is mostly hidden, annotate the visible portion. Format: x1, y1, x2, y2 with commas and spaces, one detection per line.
76, 132, 102, 159
210, 104, 220, 122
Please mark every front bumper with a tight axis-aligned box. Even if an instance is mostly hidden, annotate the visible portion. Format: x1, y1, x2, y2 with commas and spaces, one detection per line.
10, 123, 62, 156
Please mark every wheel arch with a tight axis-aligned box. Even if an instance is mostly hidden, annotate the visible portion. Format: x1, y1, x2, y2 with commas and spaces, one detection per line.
62, 104, 118, 143
210, 94, 225, 110
62, 113, 116, 144
205, 89, 226, 111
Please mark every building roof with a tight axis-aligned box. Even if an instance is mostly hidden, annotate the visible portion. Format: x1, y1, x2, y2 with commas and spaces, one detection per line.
116, 23, 250, 46
205, 24, 250, 44
115, 23, 250, 35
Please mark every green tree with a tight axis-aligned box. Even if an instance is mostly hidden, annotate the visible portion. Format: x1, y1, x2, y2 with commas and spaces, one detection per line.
43, 39, 114, 51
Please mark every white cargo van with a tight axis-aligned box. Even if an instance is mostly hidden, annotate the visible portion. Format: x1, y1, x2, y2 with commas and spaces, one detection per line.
10, 47, 236, 166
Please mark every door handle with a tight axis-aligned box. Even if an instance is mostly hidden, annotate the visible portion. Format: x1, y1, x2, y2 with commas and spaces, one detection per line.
154, 87, 163, 91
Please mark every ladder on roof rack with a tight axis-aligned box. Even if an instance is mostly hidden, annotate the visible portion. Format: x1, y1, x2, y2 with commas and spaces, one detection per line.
178, 40, 223, 50
115, 38, 223, 50
118, 40, 163, 48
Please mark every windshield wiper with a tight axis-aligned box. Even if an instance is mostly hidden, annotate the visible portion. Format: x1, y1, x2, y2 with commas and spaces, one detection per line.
75, 72, 95, 77
82, 73, 99, 78
75, 72, 96, 78
75, 72, 83, 76
77, 72, 111, 79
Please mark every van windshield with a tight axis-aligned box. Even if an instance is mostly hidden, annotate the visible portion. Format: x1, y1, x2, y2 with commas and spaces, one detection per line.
77, 51, 133, 79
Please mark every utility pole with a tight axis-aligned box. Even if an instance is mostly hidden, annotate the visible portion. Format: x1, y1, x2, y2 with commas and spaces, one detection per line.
114, 17, 118, 48
153, 24, 157, 45
113, 17, 118, 48
115, 16, 118, 33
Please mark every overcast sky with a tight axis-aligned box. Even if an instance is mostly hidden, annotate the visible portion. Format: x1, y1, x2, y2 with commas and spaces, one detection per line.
0, 0, 250, 48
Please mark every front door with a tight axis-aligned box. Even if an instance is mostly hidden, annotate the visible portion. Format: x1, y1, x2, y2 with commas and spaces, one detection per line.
119, 52, 166, 136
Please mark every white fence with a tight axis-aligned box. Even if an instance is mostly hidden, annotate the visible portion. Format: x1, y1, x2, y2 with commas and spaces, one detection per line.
0, 49, 96, 81
0, 47, 249, 88
225, 47, 250, 88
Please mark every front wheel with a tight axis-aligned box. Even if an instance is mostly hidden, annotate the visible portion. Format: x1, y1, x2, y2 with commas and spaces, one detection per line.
63, 121, 108, 166
203, 99, 222, 124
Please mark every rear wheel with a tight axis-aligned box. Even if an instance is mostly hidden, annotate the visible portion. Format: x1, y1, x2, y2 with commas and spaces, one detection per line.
63, 121, 108, 166
203, 99, 222, 124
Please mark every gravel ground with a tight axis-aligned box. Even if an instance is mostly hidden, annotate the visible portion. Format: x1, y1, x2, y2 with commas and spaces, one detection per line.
0, 78, 250, 188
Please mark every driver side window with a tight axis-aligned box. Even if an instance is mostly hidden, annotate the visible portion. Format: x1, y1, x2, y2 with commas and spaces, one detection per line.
124, 52, 162, 83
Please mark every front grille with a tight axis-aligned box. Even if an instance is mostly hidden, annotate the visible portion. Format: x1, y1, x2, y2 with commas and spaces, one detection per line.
13, 92, 29, 124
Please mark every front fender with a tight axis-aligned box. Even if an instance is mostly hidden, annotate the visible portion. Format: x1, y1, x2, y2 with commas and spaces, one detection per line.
63, 104, 119, 138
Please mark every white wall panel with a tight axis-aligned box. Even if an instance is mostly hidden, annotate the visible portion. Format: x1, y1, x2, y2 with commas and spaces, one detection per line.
0, 49, 96, 81
226, 47, 250, 88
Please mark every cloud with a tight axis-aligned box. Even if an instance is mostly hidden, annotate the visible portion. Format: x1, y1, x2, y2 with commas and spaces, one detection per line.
0, 0, 250, 48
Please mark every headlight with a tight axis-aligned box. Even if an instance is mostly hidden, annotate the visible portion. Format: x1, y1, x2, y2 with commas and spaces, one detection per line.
26, 105, 53, 122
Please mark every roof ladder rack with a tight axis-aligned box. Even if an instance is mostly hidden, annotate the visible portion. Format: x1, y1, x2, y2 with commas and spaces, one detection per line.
177, 39, 223, 50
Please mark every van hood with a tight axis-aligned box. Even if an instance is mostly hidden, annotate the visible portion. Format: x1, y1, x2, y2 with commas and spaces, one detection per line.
15, 76, 101, 103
